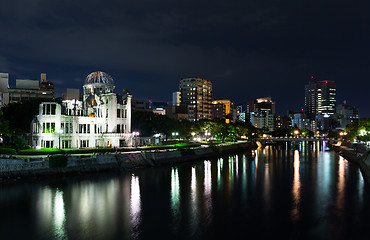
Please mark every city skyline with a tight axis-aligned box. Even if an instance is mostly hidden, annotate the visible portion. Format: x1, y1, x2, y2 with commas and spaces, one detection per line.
0, 1, 369, 117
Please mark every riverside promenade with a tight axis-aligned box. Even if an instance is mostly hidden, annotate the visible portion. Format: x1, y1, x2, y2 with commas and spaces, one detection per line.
331, 141, 370, 185
0, 141, 257, 183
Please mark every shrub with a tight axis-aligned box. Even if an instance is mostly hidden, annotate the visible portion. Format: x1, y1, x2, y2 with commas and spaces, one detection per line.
49, 155, 68, 168
18, 148, 65, 155
0, 147, 17, 155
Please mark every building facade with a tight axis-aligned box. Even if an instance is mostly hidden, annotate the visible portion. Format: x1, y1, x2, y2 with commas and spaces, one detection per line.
179, 77, 212, 121
247, 97, 276, 131
336, 101, 359, 129
212, 99, 233, 123
290, 112, 317, 131
31, 71, 133, 149
172, 91, 180, 106
305, 80, 336, 117
305, 80, 336, 130
211, 102, 225, 120
0, 73, 9, 107
5, 73, 54, 105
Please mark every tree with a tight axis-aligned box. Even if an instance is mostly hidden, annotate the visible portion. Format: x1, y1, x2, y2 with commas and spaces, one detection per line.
0, 110, 9, 136
1, 98, 44, 134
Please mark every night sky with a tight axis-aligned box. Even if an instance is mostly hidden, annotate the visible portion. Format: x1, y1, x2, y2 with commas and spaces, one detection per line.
1, 0, 369, 117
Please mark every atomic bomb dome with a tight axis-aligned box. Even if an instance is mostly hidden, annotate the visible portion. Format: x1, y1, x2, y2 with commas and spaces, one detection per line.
84, 71, 114, 86
83, 71, 115, 96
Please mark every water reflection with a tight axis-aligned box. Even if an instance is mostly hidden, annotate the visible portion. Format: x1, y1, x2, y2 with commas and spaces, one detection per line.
204, 160, 213, 225
2, 142, 370, 240
291, 150, 301, 221
54, 189, 67, 239
190, 166, 199, 236
217, 158, 223, 190
130, 174, 141, 237
36, 187, 67, 240
171, 168, 180, 213
171, 167, 180, 232
336, 156, 346, 213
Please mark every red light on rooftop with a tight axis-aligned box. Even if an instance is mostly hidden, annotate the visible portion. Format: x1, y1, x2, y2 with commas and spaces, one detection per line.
325, 81, 328, 83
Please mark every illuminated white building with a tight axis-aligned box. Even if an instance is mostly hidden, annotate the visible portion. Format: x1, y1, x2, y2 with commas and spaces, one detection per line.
31, 71, 133, 148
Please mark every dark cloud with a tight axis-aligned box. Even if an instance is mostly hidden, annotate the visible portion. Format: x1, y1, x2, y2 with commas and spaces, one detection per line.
0, 0, 369, 117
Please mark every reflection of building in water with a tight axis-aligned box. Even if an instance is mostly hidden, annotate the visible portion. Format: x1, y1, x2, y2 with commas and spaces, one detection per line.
171, 168, 180, 213
336, 156, 345, 211
35, 187, 67, 240
291, 150, 301, 221
130, 175, 141, 233
31, 71, 133, 148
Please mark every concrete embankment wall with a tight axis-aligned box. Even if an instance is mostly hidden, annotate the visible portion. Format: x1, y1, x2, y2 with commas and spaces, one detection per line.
331, 141, 370, 185
0, 141, 257, 182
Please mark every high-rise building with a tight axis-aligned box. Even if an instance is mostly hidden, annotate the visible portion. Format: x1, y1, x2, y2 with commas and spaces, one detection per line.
179, 77, 212, 121
212, 99, 233, 123
236, 105, 245, 122
6, 73, 55, 104
172, 91, 180, 106
305, 80, 337, 130
247, 97, 275, 131
305, 80, 336, 117
0, 73, 9, 106
211, 102, 225, 120
336, 101, 359, 129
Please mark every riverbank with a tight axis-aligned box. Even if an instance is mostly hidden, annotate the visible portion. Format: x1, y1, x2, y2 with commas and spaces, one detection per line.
331, 141, 370, 185
0, 141, 257, 184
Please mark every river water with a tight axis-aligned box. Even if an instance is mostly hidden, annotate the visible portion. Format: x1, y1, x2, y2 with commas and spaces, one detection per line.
0, 141, 369, 240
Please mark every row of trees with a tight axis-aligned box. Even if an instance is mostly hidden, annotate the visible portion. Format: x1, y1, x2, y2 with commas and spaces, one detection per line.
344, 118, 370, 141
131, 111, 262, 142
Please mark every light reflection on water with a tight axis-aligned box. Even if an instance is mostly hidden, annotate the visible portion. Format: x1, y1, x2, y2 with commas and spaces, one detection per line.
291, 150, 301, 221
0, 142, 369, 240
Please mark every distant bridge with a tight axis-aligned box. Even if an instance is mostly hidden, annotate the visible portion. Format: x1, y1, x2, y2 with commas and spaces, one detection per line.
257, 137, 338, 143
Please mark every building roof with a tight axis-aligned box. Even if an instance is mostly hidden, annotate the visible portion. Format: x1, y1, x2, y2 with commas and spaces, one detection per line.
85, 71, 114, 86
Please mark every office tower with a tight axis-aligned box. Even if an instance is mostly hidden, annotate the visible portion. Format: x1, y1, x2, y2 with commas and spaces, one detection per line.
179, 77, 212, 121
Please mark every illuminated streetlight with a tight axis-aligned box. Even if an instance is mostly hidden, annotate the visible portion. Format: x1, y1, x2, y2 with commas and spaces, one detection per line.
133, 131, 140, 147
294, 130, 299, 137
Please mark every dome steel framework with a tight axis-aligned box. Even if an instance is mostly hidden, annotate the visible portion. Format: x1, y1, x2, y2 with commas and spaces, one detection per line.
84, 71, 114, 86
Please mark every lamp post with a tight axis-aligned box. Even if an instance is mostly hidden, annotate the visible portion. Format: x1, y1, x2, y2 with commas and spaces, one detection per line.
133, 131, 140, 147
294, 130, 299, 138
172, 132, 179, 139
205, 132, 211, 141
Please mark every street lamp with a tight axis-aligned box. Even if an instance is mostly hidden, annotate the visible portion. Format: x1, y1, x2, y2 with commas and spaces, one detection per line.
205, 132, 211, 141
172, 132, 179, 139
133, 131, 140, 147
191, 132, 196, 141
294, 130, 299, 137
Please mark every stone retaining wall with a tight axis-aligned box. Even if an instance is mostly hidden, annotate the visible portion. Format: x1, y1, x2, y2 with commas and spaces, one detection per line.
331, 141, 370, 185
0, 141, 257, 182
